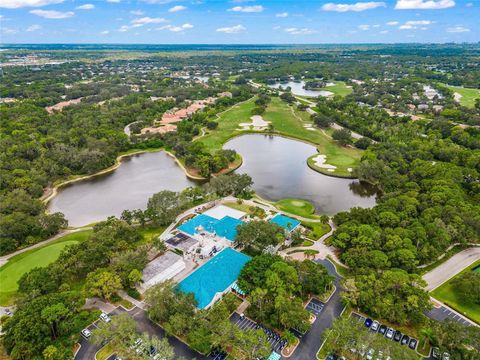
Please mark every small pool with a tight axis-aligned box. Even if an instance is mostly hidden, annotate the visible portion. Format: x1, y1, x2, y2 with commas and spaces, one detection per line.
178, 248, 251, 308
270, 214, 301, 231
177, 214, 244, 241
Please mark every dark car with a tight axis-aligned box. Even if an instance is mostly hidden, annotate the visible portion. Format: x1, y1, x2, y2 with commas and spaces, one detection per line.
379, 325, 387, 335
364, 318, 373, 328
409, 338, 418, 350
393, 330, 402, 342
401, 334, 410, 345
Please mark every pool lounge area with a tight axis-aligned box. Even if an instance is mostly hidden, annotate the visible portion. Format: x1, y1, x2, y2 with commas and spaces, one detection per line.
177, 213, 245, 242
269, 214, 301, 232
178, 248, 251, 309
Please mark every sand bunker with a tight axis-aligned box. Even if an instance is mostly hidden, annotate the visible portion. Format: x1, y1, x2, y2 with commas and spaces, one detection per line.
453, 92, 463, 103
239, 115, 271, 131
312, 154, 337, 170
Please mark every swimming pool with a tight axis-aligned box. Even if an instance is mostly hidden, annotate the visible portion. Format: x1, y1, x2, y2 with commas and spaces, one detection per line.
178, 248, 251, 309
269, 214, 301, 231
177, 214, 244, 241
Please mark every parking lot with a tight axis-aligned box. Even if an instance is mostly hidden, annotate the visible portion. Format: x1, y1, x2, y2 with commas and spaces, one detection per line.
306, 298, 325, 316
350, 312, 418, 351
231, 312, 286, 354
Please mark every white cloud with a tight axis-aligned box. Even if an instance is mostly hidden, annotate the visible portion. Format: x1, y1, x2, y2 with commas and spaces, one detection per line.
26, 24, 41, 31
131, 16, 166, 25
228, 5, 264, 13
273, 25, 281, 30
372, 24, 380, 27
466, 2, 473, 6
399, 20, 433, 29
169, 5, 186, 12
380, 30, 389, 33
75, 3, 94, 10
216, 24, 246, 34
285, 27, 316, 35
158, 23, 193, 32
276, 12, 288, 17
141, 0, 185, 3
358, 24, 370, 30
386, 21, 399, 25
130, 10, 144, 15
107, 0, 120, 2
30, 9, 74, 18
2, 27, 18, 34
118, 25, 130, 32
100, 30, 110, 35
447, 25, 470, 33
0, 0, 63, 9
322, 1, 386, 12
394, 0, 455, 10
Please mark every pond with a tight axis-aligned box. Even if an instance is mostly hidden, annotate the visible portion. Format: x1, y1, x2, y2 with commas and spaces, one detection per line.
268, 81, 333, 97
47, 151, 196, 227
224, 134, 378, 214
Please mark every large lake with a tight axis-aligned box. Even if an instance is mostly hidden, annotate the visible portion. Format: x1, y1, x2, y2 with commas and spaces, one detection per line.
47, 151, 196, 227
224, 134, 377, 214
268, 81, 333, 97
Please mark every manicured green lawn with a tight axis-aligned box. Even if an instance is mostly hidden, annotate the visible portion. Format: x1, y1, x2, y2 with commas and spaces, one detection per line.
0, 230, 92, 306
198, 97, 362, 178
430, 260, 480, 324
263, 98, 361, 177
275, 198, 317, 219
302, 221, 331, 240
320, 81, 353, 97
442, 84, 480, 108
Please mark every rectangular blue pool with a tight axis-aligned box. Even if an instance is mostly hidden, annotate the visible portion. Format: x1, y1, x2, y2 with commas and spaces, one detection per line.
269, 214, 301, 231
177, 214, 244, 241
178, 248, 251, 309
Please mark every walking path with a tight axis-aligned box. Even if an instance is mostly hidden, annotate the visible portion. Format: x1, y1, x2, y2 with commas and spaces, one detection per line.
423, 247, 480, 291
0, 228, 91, 267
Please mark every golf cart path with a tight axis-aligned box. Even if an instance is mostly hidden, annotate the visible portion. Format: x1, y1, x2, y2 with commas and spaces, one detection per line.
423, 247, 480, 291
0, 228, 91, 267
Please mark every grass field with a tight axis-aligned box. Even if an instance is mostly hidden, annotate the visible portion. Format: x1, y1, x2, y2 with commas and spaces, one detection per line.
321, 81, 353, 97
302, 221, 331, 240
0, 230, 92, 306
198, 97, 362, 177
442, 84, 480, 108
430, 260, 480, 324
275, 198, 317, 219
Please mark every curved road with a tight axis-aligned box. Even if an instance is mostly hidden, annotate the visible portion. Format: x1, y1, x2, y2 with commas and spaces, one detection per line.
423, 247, 480, 291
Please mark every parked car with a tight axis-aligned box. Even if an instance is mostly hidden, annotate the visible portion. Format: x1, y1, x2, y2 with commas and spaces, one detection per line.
442, 352, 450, 360
409, 338, 417, 350
364, 318, 373, 328
376, 350, 383, 360
393, 330, 402, 342
371, 321, 380, 332
100, 312, 111, 323
385, 328, 394, 339
401, 334, 410, 345
366, 348, 375, 360
3, 308, 12, 316
130, 338, 142, 350
379, 324, 387, 335
81, 329, 92, 339
432, 347, 440, 359
359, 344, 367, 356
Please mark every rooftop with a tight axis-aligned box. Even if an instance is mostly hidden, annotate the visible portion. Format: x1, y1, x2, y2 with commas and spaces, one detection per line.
142, 251, 183, 283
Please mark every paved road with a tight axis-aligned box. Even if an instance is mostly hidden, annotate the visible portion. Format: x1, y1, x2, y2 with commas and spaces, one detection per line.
290, 259, 345, 360
75, 307, 206, 360
423, 247, 480, 291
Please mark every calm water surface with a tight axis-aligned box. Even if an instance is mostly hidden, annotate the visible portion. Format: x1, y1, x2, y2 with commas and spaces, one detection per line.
268, 81, 333, 97
224, 134, 377, 214
48, 151, 196, 227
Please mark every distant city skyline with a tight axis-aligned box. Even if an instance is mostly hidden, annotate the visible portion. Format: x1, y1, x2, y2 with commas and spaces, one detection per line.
0, 0, 478, 44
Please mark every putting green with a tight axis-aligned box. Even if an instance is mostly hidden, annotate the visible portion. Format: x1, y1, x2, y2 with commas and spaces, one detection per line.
275, 198, 317, 219
0, 230, 91, 306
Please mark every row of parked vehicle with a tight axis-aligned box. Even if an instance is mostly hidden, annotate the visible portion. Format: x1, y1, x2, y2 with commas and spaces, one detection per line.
432, 347, 451, 360
80, 312, 112, 340
364, 318, 418, 351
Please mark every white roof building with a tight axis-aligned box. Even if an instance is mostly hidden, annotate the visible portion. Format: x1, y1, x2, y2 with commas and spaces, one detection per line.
203, 205, 246, 220
140, 251, 185, 293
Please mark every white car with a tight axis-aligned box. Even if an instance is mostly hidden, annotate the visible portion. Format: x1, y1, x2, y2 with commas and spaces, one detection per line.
376, 350, 383, 360
366, 348, 375, 360
386, 328, 394, 339
81, 329, 92, 339
100, 312, 111, 323
371, 320, 380, 331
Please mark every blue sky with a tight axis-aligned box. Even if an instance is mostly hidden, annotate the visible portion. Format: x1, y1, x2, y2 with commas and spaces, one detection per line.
0, 0, 478, 44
